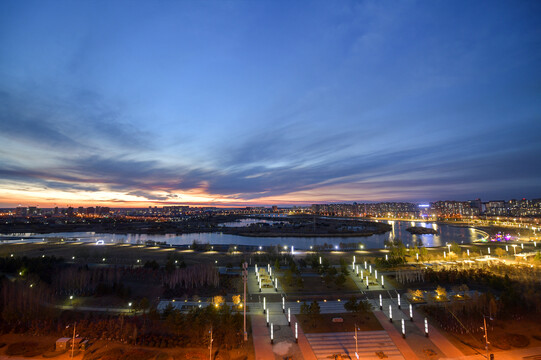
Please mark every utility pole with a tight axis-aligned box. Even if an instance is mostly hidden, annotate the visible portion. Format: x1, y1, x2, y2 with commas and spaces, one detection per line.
209, 326, 213, 360
71, 321, 76, 358
242, 262, 248, 341
482, 315, 492, 359
354, 324, 359, 359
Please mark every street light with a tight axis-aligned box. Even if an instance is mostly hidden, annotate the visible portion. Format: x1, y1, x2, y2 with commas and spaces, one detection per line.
481, 315, 493, 360
65, 322, 77, 358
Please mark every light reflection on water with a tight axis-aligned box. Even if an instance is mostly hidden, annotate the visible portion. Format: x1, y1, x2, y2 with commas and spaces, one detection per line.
0, 220, 485, 249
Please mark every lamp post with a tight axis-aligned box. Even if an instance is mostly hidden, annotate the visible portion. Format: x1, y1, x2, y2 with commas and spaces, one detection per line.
209, 326, 213, 360
242, 262, 248, 341
354, 324, 359, 360
288, 308, 291, 326
482, 315, 493, 360
66, 322, 77, 358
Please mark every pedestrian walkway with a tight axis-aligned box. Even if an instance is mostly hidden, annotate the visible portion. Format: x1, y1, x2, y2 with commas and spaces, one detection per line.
304, 331, 403, 360
251, 315, 275, 360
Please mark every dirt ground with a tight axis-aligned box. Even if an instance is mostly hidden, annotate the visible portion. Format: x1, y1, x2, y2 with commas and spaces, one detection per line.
0, 333, 254, 360
296, 312, 383, 333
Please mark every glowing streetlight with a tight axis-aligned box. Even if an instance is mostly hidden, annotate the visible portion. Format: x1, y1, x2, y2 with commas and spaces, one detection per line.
288, 308, 291, 326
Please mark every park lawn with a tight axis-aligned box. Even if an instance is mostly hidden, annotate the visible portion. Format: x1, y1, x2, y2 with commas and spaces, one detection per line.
297, 312, 383, 333
278, 274, 359, 293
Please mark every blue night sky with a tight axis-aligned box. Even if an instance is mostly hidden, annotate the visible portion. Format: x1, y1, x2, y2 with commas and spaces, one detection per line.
1, 0, 540, 207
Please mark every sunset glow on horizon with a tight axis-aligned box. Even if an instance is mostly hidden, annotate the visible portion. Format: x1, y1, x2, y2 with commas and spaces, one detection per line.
1, 1, 540, 208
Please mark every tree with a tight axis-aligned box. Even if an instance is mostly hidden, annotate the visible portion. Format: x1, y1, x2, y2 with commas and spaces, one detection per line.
344, 297, 358, 313
300, 301, 310, 315
450, 242, 461, 255
419, 247, 428, 261
232, 295, 241, 306
435, 285, 447, 300
495, 248, 506, 258
139, 297, 150, 314
274, 259, 281, 271
336, 274, 346, 288
309, 300, 321, 326
284, 269, 294, 286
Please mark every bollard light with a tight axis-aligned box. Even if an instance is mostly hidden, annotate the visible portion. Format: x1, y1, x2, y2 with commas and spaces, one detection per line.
270, 323, 274, 344
521, 243, 524, 249
416, 253, 419, 261
506, 245, 508, 252
443, 251, 446, 258
282, 296, 285, 313
356, 265, 359, 275
488, 247, 491, 255
401, 319, 406, 338
288, 308, 291, 326
379, 294, 382, 310
275, 278, 278, 292
366, 276, 369, 289
319, 256, 322, 265
263, 297, 266, 313
385, 254, 388, 261
409, 304, 413, 321
381, 275, 385, 288
364, 261, 367, 269
295, 322, 298, 343
266, 310, 269, 326
389, 305, 392, 323
361, 270, 363, 279
467, 249, 470, 256
375, 269, 378, 280
425, 317, 429, 337
398, 294, 401, 309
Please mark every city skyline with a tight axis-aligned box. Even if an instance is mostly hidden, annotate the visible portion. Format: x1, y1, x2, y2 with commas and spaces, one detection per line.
1, 1, 541, 207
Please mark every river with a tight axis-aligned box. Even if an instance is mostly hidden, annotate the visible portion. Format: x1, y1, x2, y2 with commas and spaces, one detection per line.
0, 219, 486, 249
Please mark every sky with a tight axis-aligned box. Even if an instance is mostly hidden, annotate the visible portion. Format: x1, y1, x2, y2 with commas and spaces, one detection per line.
1, 0, 541, 208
